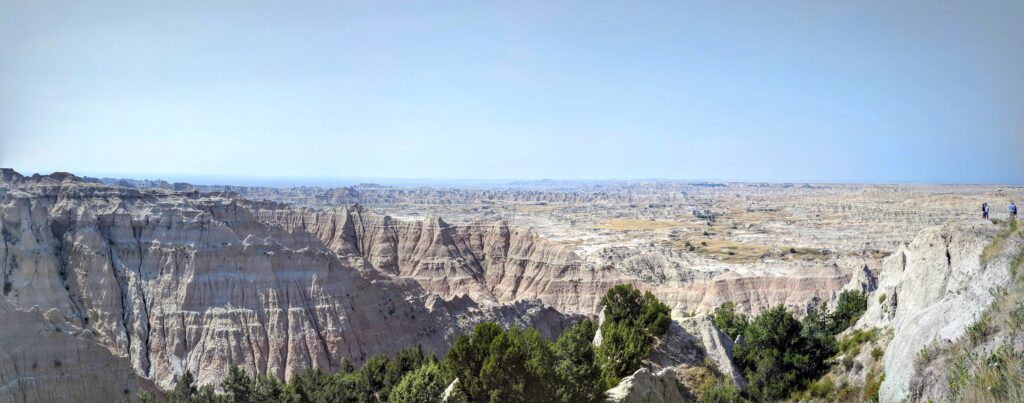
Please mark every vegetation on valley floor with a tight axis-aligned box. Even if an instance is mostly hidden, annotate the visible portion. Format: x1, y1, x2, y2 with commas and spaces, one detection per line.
141, 282, 876, 402
142, 283, 670, 403
710, 289, 869, 401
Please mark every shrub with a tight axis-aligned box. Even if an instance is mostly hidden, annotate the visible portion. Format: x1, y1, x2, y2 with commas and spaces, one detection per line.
966, 313, 994, 346
697, 377, 744, 403
553, 320, 603, 402
837, 328, 879, 355
713, 302, 748, 340
863, 370, 884, 402
596, 284, 671, 388
389, 362, 450, 403
871, 346, 884, 360
732, 305, 836, 401
829, 290, 868, 334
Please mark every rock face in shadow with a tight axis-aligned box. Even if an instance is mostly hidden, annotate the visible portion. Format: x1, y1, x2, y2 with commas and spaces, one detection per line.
851, 222, 1013, 403
0, 173, 575, 392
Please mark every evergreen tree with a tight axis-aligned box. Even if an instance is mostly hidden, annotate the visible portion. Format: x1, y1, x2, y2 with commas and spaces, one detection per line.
553, 319, 603, 402
829, 290, 868, 334
713, 302, 749, 339
221, 365, 254, 403
388, 362, 451, 403
596, 284, 671, 389
168, 370, 198, 403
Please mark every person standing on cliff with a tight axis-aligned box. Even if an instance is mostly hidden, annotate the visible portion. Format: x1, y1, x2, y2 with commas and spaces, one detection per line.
1011, 202, 1018, 220
983, 202, 990, 220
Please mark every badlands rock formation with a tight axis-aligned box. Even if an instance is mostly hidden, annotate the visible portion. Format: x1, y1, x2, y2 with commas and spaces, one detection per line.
0, 171, 573, 394
853, 221, 1015, 402
4, 168, 1017, 400
602, 312, 744, 402
604, 368, 687, 403
252, 203, 864, 317
0, 300, 157, 402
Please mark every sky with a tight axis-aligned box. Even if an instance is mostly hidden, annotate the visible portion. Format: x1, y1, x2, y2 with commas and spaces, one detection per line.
1, 1, 1022, 184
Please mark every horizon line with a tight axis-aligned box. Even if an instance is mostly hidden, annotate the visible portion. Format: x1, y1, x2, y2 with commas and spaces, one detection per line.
5, 168, 1023, 187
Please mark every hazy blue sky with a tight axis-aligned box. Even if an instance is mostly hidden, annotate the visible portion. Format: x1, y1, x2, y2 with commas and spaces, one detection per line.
1, 1, 1022, 183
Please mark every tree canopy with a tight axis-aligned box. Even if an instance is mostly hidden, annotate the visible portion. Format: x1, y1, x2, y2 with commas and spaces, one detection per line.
152, 283, 673, 403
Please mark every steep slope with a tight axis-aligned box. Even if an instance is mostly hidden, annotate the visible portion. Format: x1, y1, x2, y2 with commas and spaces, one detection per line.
0, 172, 573, 394
0, 300, 158, 402
257, 205, 861, 317
848, 220, 1018, 402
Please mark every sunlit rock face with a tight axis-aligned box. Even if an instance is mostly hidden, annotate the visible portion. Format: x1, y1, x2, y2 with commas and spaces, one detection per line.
255, 204, 861, 318
0, 171, 575, 392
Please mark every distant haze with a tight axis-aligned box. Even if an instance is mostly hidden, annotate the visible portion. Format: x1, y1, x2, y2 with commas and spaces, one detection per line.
1, 1, 1022, 183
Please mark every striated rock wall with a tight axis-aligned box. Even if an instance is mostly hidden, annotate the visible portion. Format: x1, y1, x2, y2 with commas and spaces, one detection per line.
0, 173, 574, 395
255, 205, 858, 317
0, 300, 158, 402
0, 170, 865, 399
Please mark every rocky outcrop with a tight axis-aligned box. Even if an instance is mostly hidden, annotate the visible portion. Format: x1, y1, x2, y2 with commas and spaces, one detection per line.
252, 205, 861, 317
254, 205, 612, 312
0, 300, 157, 402
851, 222, 1012, 403
597, 309, 743, 402
0, 174, 574, 395
604, 367, 686, 403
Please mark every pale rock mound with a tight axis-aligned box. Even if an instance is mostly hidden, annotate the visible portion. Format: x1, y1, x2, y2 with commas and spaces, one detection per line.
604, 367, 686, 403
599, 310, 744, 402
851, 222, 1009, 403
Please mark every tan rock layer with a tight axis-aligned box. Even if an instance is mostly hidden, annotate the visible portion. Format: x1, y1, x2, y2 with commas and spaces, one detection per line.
1, 176, 573, 392
255, 205, 855, 316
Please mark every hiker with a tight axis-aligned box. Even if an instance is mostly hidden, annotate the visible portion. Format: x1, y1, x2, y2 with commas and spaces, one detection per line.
1011, 202, 1018, 220
982, 202, 990, 220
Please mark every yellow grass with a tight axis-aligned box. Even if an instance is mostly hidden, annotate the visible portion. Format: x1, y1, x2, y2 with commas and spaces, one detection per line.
675, 238, 770, 263
598, 218, 688, 231
507, 203, 562, 212
675, 238, 826, 264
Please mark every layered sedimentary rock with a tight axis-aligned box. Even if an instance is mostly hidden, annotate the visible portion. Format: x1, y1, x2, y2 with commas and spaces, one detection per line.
0, 300, 157, 402
0, 171, 574, 395
253, 206, 589, 308
254, 205, 861, 317
851, 221, 1015, 402
0, 169, 919, 400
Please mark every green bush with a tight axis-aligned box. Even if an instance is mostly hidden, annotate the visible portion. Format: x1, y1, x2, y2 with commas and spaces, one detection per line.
829, 290, 868, 334
731, 305, 837, 401
965, 313, 994, 346
389, 362, 450, 403
837, 328, 879, 355
553, 319, 603, 402
713, 302, 748, 340
871, 346, 884, 360
596, 284, 671, 388
863, 370, 884, 402
697, 377, 745, 403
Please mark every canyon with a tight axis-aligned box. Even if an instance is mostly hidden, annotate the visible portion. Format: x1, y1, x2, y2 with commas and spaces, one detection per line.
1, 168, 1021, 402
